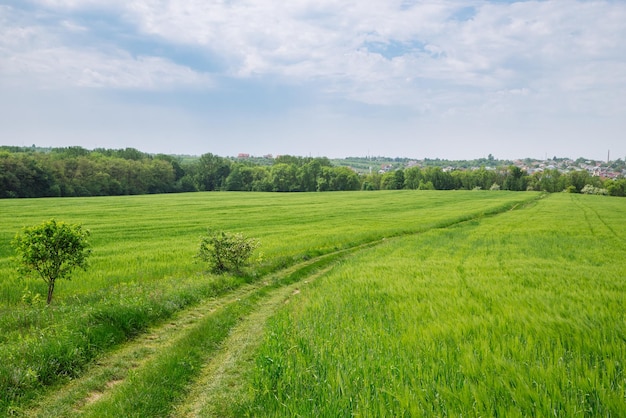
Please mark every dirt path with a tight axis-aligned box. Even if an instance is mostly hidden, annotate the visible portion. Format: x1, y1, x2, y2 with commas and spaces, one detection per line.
172, 270, 330, 417
22, 283, 258, 417
22, 248, 354, 417
22, 197, 540, 417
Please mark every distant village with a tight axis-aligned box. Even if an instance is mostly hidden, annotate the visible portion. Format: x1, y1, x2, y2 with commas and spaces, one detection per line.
235, 151, 626, 181
511, 158, 625, 180
355, 156, 626, 180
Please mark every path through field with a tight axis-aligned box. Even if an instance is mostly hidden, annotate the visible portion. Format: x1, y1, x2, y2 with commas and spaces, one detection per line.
21, 192, 621, 417
22, 240, 379, 417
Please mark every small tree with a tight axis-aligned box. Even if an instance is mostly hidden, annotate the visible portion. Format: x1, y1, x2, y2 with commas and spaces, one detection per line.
12, 219, 91, 304
196, 230, 259, 274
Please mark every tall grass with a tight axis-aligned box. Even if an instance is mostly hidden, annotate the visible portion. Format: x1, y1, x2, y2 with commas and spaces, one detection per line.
1, 191, 534, 304
241, 193, 626, 416
0, 274, 248, 413
0, 191, 537, 413
80, 293, 263, 418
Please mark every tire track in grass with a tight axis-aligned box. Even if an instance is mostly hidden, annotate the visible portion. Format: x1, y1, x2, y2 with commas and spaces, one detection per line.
574, 195, 624, 243
570, 194, 598, 236
173, 196, 548, 417
79, 247, 371, 418
172, 267, 335, 418
21, 246, 370, 418
21, 194, 543, 417
80, 293, 262, 417
21, 282, 261, 417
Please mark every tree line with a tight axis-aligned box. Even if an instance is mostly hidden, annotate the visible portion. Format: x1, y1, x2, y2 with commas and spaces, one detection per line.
1, 146, 625, 198
371, 164, 625, 196
0, 147, 360, 197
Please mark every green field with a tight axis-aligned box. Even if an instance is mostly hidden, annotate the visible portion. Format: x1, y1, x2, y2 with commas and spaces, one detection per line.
1, 191, 624, 416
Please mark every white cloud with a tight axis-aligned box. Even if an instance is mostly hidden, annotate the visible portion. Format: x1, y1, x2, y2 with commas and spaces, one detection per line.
0, 4, 213, 90
6, 1, 626, 108
1, 44, 213, 90
134, 0, 624, 116
26, 0, 127, 11
1, 1, 625, 160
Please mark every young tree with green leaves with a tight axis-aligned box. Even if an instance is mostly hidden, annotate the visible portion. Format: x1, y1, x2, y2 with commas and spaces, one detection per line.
12, 219, 91, 304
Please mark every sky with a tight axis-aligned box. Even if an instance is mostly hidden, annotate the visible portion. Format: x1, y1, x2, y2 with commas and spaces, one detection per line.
1, 0, 625, 161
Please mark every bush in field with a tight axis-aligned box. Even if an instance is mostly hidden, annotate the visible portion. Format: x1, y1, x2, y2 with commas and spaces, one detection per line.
12, 219, 91, 304
605, 179, 626, 196
197, 230, 259, 274
581, 184, 608, 195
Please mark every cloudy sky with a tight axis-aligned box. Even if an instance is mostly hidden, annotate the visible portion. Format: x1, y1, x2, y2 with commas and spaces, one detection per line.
1, 0, 625, 160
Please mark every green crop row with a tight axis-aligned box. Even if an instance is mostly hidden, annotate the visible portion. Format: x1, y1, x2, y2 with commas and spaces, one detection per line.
0, 190, 537, 413
237, 194, 626, 416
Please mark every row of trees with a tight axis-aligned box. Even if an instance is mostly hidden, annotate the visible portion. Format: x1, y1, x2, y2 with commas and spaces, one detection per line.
371, 165, 626, 196
0, 147, 361, 197
1, 147, 184, 198
1, 146, 625, 198
194, 153, 361, 192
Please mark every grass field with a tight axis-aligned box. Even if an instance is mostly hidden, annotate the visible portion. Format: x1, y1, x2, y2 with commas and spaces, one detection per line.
235, 193, 626, 416
0, 190, 624, 416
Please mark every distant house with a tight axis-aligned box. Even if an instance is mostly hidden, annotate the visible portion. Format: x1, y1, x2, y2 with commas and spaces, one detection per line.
237, 153, 250, 159
378, 164, 394, 174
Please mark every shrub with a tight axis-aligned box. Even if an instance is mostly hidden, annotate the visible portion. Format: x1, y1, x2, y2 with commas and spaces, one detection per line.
581, 184, 608, 195
605, 179, 626, 197
12, 219, 91, 304
196, 230, 259, 274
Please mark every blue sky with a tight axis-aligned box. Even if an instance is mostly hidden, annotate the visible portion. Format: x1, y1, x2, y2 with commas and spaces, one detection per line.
1, 0, 625, 160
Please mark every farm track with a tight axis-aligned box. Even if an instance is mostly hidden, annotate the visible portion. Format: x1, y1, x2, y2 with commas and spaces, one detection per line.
22, 243, 376, 417
22, 194, 542, 417
571, 194, 624, 242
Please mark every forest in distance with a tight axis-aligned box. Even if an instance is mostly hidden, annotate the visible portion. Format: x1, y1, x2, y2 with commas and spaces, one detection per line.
1, 145, 625, 198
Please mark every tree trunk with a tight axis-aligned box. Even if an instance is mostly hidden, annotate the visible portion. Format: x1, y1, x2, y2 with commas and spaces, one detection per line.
47, 279, 55, 305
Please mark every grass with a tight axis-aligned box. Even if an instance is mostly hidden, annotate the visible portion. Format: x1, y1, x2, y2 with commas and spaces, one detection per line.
1, 191, 533, 302
235, 193, 626, 416
0, 190, 538, 413
3, 191, 623, 416
80, 294, 261, 417
1, 190, 534, 309
20, 238, 370, 417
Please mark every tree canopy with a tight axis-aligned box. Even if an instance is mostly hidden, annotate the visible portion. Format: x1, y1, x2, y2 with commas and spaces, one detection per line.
1, 146, 624, 197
